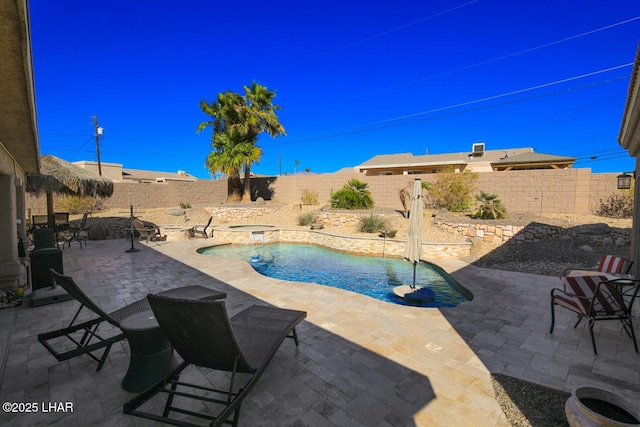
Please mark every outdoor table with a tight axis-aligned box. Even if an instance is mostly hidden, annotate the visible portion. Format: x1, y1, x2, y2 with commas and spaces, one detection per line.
120, 285, 226, 392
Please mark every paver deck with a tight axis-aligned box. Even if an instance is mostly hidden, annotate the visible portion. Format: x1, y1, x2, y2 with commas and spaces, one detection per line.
1, 238, 639, 426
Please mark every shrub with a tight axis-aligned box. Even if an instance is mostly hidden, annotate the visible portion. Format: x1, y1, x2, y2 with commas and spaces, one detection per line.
330, 179, 374, 209
300, 189, 318, 205
358, 213, 387, 233
297, 212, 316, 226
473, 191, 507, 219
595, 193, 633, 218
55, 195, 102, 214
427, 170, 477, 212
179, 202, 192, 209
398, 180, 430, 217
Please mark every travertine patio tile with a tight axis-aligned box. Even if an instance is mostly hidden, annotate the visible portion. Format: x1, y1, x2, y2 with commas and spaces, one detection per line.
3, 239, 640, 427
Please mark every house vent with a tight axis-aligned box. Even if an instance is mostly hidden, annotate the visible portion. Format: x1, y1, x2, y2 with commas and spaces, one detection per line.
472, 142, 485, 156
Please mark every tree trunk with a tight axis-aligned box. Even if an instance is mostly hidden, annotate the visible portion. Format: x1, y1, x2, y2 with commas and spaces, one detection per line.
226, 176, 243, 202
241, 165, 251, 202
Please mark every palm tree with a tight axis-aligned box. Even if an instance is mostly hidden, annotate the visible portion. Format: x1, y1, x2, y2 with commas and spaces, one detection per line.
239, 82, 286, 201
198, 82, 285, 202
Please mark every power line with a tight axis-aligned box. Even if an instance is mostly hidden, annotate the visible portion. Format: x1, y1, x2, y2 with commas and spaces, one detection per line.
266, 0, 480, 74
343, 15, 640, 101
262, 73, 629, 148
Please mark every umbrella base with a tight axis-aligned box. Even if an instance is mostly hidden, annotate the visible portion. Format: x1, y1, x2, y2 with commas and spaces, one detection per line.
393, 285, 436, 304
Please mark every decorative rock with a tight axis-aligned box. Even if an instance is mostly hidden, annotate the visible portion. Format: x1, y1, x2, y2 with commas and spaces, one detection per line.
579, 245, 594, 252
167, 208, 186, 216
572, 223, 611, 236
255, 197, 265, 205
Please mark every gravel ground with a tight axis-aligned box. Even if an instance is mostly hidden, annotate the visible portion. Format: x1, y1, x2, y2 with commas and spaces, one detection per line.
80, 204, 632, 426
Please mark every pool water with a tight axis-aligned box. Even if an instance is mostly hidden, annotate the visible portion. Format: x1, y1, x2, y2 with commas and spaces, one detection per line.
199, 243, 472, 307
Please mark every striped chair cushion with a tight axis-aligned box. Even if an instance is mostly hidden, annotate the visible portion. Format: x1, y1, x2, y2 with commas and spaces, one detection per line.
598, 255, 627, 274
558, 275, 625, 316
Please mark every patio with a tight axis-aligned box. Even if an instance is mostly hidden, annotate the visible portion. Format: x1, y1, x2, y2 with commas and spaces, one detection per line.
1, 238, 639, 426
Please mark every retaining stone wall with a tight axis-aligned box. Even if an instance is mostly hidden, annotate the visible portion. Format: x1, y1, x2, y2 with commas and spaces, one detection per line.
204, 206, 280, 220
434, 220, 562, 245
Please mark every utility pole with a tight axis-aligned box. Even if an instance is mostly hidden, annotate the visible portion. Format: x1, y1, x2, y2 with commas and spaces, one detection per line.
279, 153, 282, 176
93, 115, 103, 175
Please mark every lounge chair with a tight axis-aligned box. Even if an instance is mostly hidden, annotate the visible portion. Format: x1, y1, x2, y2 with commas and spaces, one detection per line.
550, 275, 640, 354
191, 216, 213, 238
38, 270, 226, 375
124, 295, 307, 427
564, 255, 633, 278
132, 219, 166, 243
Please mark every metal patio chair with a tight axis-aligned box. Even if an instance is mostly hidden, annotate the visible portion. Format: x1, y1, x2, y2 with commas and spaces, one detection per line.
564, 254, 633, 277
550, 275, 640, 354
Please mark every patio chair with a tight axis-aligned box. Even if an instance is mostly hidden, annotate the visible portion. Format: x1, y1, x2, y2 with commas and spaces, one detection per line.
191, 216, 213, 238
132, 219, 166, 243
550, 275, 640, 354
64, 212, 89, 249
564, 255, 633, 277
124, 295, 307, 427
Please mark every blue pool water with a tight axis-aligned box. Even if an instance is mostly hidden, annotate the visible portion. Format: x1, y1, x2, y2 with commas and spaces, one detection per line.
199, 243, 472, 307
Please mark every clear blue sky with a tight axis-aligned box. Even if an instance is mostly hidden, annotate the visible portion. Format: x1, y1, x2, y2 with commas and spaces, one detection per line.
30, 0, 640, 179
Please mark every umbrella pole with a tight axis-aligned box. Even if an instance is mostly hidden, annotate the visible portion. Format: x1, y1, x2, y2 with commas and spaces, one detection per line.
125, 205, 139, 253
412, 262, 417, 290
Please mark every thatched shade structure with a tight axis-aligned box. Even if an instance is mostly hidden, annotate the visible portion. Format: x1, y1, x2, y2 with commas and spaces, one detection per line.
27, 155, 114, 219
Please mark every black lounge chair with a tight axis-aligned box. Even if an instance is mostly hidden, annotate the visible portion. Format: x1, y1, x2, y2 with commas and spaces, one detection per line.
124, 295, 307, 427
38, 270, 227, 374
37, 269, 151, 371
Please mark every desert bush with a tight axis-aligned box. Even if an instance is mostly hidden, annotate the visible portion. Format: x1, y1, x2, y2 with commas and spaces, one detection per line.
179, 202, 192, 209
595, 193, 633, 218
427, 170, 477, 212
473, 191, 507, 219
358, 213, 387, 233
300, 189, 318, 205
398, 180, 431, 217
330, 179, 374, 209
55, 195, 102, 214
297, 212, 317, 226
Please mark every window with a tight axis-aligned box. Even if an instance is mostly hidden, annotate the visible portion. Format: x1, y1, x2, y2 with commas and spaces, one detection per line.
378, 171, 393, 176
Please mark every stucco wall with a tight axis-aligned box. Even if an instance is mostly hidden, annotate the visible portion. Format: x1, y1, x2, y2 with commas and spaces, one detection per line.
26, 169, 625, 215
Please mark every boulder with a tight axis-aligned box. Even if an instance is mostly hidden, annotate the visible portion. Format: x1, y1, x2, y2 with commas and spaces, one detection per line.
571, 223, 611, 236
167, 208, 186, 216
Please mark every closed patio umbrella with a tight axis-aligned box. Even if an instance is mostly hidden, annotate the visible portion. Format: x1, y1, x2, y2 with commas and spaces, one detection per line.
403, 178, 423, 290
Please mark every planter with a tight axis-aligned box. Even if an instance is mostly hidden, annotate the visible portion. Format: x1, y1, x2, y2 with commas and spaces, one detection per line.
566, 387, 640, 427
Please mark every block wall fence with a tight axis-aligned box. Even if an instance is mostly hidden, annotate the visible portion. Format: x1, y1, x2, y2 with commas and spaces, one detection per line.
26, 169, 625, 215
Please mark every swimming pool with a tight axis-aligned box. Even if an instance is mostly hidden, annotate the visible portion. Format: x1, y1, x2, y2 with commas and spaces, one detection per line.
198, 243, 472, 307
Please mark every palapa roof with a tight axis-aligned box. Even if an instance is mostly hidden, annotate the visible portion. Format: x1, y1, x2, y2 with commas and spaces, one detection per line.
27, 155, 114, 197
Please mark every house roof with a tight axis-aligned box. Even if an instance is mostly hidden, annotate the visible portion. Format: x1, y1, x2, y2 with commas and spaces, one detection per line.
618, 41, 640, 156
356, 148, 534, 169
122, 169, 198, 182
491, 152, 576, 165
